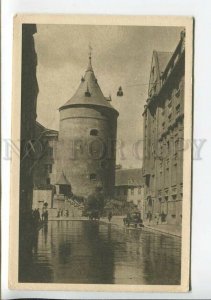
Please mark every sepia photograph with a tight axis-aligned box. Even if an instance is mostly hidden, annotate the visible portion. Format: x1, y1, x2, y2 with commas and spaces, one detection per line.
9, 15, 193, 292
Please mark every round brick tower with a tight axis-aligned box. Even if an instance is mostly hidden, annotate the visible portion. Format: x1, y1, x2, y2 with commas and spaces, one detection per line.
57, 55, 119, 198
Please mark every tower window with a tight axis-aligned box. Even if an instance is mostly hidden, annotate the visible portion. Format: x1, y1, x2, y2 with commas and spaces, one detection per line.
90, 129, 99, 136
46, 178, 50, 185
90, 173, 97, 181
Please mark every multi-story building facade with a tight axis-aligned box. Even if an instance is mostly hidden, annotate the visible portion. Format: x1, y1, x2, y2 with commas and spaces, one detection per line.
142, 30, 185, 226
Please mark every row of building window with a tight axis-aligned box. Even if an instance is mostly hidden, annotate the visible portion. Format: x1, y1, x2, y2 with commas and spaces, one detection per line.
145, 103, 181, 132
156, 139, 181, 158
116, 187, 142, 196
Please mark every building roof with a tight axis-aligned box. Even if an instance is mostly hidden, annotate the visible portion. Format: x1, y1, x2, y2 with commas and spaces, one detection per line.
56, 172, 71, 185
144, 31, 185, 115
59, 56, 118, 115
156, 51, 173, 76
147, 51, 173, 100
115, 168, 143, 187
36, 121, 58, 136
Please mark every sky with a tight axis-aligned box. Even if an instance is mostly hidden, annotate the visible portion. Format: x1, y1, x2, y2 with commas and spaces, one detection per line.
34, 24, 183, 169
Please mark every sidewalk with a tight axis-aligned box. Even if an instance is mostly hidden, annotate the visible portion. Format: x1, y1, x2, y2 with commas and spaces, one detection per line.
143, 223, 182, 237
101, 216, 181, 237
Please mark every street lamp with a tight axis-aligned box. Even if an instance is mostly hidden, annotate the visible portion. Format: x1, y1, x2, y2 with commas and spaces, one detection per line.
117, 86, 123, 97
116, 81, 150, 97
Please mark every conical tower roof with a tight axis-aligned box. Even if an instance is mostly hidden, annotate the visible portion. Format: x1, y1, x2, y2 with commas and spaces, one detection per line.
59, 55, 118, 115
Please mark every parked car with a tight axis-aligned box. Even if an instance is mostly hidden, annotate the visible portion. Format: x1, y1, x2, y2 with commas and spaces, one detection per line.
123, 212, 144, 228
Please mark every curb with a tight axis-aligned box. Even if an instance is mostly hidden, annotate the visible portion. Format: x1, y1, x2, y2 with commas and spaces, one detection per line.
101, 219, 181, 237
143, 225, 182, 238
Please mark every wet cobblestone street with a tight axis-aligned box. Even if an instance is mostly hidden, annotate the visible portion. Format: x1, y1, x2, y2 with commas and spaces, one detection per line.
19, 220, 181, 285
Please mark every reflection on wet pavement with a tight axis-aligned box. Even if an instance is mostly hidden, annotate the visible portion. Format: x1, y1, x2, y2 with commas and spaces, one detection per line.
19, 221, 181, 285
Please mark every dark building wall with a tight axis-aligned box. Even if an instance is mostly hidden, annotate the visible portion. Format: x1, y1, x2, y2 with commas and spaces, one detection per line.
19, 24, 39, 278
143, 31, 185, 226
20, 24, 38, 216
58, 106, 117, 198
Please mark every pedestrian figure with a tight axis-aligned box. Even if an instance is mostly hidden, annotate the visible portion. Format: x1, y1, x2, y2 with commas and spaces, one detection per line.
44, 210, 48, 222
41, 210, 45, 222
37, 208, 41, 221
31, 209, 36, 229
108, 211, 112, 222
33, 208, 41, 227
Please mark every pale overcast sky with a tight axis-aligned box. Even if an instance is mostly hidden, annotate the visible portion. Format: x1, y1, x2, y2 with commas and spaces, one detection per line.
34, 25, 183, 168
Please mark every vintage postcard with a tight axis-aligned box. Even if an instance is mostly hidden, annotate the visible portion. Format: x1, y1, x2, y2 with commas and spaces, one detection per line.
9, 14, 193, 292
